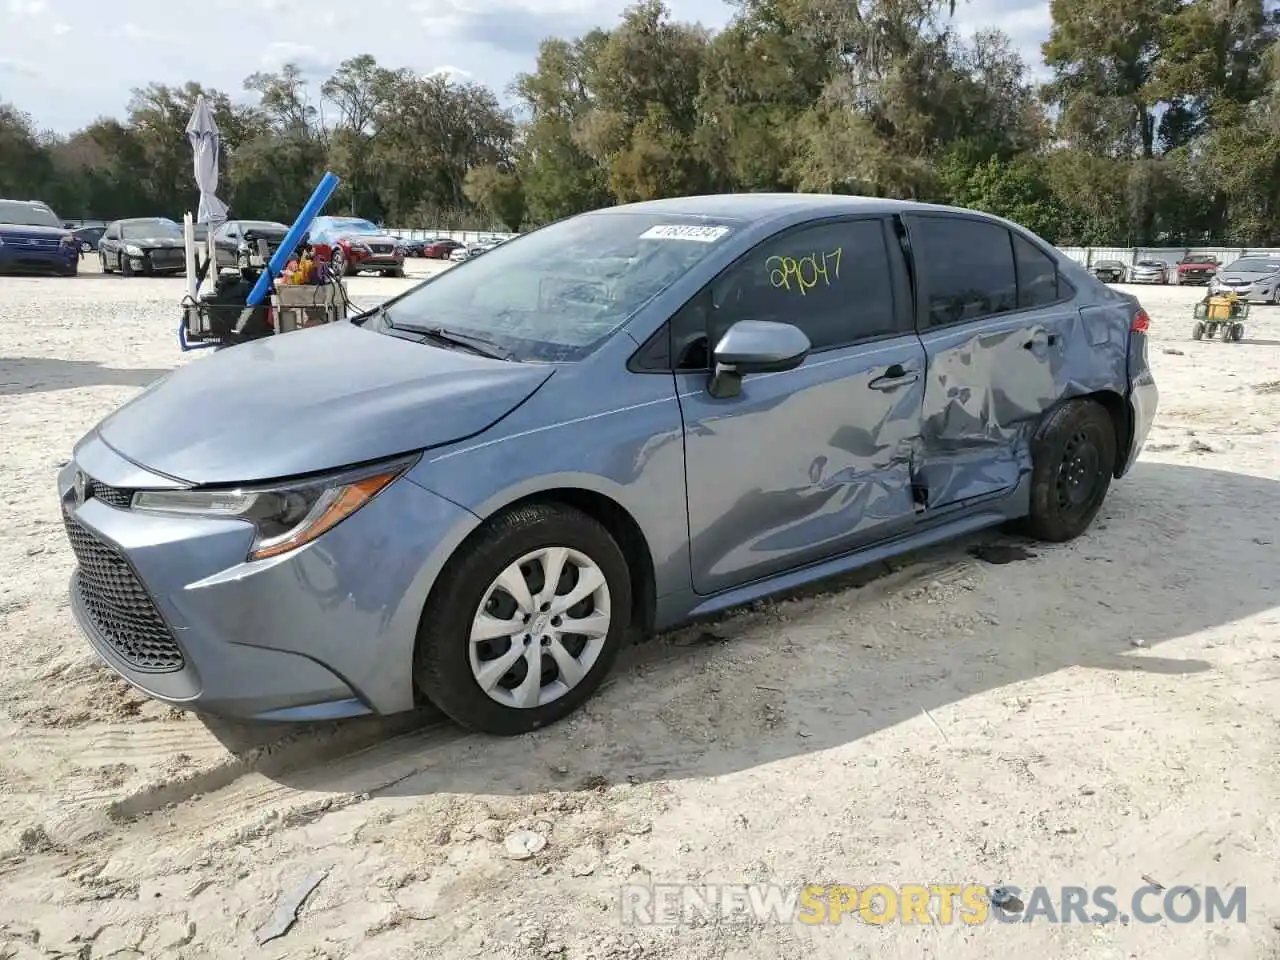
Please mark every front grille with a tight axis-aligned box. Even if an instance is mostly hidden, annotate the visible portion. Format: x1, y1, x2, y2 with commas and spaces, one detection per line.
370, 244, 394, 254
148, 249, 184, 265
62, 509, 184, 672
84, 477, 133, 509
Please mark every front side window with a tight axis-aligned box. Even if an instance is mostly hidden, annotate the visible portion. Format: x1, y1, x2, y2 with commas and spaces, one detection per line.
368, 212, 737, 363
911, 216, 1017, 326
671, 219, 897, 369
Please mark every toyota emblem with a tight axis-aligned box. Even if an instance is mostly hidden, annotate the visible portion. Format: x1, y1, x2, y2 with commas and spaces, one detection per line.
73, 471, 86, 506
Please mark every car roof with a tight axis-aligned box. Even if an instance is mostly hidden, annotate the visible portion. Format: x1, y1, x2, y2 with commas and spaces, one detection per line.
592, 193, 964, 223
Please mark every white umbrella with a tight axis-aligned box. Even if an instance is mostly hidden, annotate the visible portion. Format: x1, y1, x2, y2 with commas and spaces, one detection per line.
185, 94, 228, 228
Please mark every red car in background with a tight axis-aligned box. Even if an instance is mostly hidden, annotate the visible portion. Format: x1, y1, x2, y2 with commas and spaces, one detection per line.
1174, 254, 1220, 285
308, 216, 406, 277
423, 237, 464, 259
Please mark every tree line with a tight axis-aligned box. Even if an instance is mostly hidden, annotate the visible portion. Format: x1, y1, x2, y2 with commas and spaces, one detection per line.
2, 0, 1278, 246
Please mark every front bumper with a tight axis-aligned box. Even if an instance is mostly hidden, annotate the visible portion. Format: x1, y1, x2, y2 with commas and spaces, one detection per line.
136, 248, 187, 273
0, 243, 77, 274
58, 435, 477, 721
1212, 282, 1275, 301
1129, 274, 1165, 284
1177, 272, 1214, 284
350, 251, 404, 271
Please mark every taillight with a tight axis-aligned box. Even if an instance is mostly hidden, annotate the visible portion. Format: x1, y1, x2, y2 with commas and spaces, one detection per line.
1131, 309, 1150, 333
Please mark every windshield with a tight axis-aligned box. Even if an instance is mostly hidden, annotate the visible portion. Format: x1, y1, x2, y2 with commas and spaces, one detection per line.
371, 212, 737, 362
0, 201, 62, 228
1225, 258, 1280, 273
1184, 256, 1215, 264
1136, 261, 1164, 267
122, 219, 182, 239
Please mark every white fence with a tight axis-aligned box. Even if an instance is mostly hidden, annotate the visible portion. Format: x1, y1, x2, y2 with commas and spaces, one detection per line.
388, 227, 519, 244
1058, 246, 1280, 267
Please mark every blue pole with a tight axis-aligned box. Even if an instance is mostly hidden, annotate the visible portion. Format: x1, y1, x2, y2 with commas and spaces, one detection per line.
245, 170, 341, 308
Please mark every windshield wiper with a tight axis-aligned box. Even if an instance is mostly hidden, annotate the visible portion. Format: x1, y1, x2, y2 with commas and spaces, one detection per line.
391, 321, 513, 361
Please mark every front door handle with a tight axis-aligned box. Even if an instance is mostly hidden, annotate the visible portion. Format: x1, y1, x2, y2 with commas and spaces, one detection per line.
869, 364, 921, 391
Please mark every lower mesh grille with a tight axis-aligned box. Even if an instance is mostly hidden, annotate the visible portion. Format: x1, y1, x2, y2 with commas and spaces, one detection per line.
63, 509, 184, 672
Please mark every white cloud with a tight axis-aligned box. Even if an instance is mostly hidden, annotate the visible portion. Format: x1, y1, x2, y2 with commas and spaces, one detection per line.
51, 20, 69, 33
260, 40, 335, 75
6, 0, 47, 16
0, 55, 41, 77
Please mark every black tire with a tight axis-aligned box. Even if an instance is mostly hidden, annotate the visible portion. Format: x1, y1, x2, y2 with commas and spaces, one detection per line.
100, 251, 113, 274
384, 267, 405, 278
1023, 399, 1116, 543
415, 502, 632, 736
119, 253, 132, 277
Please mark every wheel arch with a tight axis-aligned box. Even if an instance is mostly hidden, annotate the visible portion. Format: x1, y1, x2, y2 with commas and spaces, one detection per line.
1038, 389, 1132, 477
411, 482, 659, 704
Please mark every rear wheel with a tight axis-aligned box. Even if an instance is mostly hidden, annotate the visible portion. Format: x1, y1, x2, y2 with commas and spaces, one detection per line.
100, 251, 113, 274
1023, 399, 1116, 543
415, 502, 632, 736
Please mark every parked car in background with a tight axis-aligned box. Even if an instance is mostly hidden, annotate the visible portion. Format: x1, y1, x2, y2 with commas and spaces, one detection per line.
1174, 254, 1219, 285
448, 245, 469, 263
1128, 260, 1168, 284
1091, 259, 1126, 283
57, 194, 1157, 737
211, 219, 291, 270
98, 217, 188, 276
424, 238, 464, 259
396, 236, 427, 257
72, 225, 106, 254
0, 199, 79, 276
1209, 256, 1280, 303
308, 216, 406, 277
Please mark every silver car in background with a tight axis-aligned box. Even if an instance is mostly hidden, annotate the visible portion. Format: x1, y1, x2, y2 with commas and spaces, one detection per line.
1210, 256, 1280, 303
1128, 260, 1168, 284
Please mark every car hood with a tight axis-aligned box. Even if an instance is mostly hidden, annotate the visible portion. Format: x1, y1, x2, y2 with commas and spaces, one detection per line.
1219, 270, 1277, 282
93, 321, 554, 485
125, 235, 185, 248
242, 228, 288, 242
339, 233, 399, 245
0, 223, 68, 239
1132, 264, 1164, 271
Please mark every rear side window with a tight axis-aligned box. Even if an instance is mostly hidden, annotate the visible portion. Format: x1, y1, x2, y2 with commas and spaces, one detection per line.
911, 217, 1017, 326
1013, 234, 1059, 308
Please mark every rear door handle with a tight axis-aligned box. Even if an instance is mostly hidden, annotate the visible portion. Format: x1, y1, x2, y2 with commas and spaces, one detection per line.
868, 364, 920, 391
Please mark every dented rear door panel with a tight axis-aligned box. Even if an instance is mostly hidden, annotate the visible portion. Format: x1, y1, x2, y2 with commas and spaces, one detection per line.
901, 214, 1131, 512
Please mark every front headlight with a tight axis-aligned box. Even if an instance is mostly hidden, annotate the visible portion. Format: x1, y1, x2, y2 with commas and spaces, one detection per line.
130, 456, 418, 561
348, 241, 371, 253
125, 244, 143, 256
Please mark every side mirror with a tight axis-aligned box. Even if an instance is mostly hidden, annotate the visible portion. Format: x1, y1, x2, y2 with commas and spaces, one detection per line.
707, 319, 811, 400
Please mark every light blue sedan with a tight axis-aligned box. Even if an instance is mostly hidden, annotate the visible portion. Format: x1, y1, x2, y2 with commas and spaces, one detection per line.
59, 194, 1158, 735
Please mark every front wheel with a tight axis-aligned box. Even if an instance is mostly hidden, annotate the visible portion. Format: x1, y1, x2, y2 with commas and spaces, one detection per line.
1191, 320, 1205, 340
415, 503, 632, 736
1023, 399, 1117, 543
382, 267, 405, 278
100, 251, 113, 274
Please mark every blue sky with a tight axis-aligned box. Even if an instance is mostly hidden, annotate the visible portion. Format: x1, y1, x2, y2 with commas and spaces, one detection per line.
1, 0, 1052, 134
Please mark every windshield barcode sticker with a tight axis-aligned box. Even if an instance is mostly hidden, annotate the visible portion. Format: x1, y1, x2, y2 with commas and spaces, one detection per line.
639, 224, 730, 242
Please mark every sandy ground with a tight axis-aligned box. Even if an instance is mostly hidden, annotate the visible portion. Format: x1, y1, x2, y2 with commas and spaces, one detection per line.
0, 258, 1278, 959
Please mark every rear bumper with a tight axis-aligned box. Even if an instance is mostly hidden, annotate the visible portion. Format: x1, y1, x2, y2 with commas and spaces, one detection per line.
1122, 369, 1159, 476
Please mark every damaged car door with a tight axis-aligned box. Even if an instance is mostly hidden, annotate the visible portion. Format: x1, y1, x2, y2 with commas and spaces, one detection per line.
673, 216, 927, 596
902, 213, 1075, 511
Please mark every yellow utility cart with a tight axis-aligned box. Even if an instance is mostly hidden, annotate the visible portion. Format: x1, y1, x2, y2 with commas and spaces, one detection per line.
1191, 291, 1248, 342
